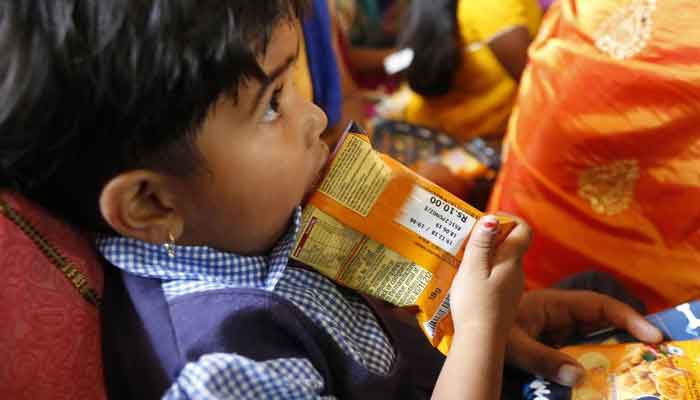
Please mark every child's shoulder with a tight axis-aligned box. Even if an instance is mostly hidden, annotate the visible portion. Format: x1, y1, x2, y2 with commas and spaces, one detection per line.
110, 271, 333, 354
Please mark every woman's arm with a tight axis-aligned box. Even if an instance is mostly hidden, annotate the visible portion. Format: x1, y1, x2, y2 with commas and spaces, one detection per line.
488, 26, 532, 81
345, 46, 396, 73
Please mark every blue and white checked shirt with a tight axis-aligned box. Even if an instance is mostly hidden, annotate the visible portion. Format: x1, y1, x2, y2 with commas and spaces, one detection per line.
96, 208, 396, 399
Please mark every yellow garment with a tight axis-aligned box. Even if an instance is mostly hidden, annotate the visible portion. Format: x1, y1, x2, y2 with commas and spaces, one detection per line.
405, 0, 541, 141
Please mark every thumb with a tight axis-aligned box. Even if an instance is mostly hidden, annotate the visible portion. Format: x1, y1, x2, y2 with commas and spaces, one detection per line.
461, 215, 500, 277
507, 327, 585, 387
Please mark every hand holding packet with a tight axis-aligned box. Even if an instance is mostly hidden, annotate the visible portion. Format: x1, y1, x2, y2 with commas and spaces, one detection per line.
291, 122, 516, 354
523, 341, 700, 400
522, 300, 700, 400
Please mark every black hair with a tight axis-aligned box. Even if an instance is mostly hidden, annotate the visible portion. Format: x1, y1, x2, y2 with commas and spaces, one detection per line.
0, 0, 308, 231
399, 0, 461, 97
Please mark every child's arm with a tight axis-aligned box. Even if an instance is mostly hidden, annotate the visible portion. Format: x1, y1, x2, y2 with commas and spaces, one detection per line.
433, 216, 530, 399
433, 327, 508, 400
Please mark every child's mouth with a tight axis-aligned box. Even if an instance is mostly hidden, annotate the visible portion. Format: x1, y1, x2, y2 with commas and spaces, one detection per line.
316, 143, 330, 177
303, 142, 330, 202
304, 122, 356, 203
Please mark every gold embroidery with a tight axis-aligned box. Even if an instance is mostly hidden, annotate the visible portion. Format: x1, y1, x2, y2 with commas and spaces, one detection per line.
578, 160, 640, 216
594, 0, 656, 60
0, 196, 102, 307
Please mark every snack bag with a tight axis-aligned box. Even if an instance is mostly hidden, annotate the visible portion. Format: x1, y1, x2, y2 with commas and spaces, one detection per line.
291, 122, 516, 354
561, 341, 700, 400
522, 300, 700, 400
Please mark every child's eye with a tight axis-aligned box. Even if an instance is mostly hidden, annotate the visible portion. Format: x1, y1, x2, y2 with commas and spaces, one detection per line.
261, 85, 283, 123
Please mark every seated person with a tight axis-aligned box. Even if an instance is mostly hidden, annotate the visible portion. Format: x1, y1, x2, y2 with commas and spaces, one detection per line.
335, 0, 404, 90
399, 0, 542, 142
0, 0, 661, 398
489, 0, 700, 312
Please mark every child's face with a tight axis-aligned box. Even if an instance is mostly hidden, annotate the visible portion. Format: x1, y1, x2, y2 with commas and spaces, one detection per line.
175, 22, 328, 255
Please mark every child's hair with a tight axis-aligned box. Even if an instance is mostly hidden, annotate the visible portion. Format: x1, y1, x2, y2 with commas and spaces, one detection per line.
0, 0, 307, 231
398, 0, 461, 97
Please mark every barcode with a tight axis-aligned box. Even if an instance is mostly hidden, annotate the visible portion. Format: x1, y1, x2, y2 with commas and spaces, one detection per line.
423, 293, 450, 339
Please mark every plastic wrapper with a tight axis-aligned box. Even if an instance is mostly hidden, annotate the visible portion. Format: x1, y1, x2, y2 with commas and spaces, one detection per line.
523, 300, 700, 400
525, 341, 700, 400
291, 122, 515, 354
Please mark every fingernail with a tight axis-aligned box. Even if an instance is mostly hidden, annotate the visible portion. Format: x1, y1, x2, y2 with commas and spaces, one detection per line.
556, 364, 583, 387
641, 322, 663, 341
480, 216, 499, 233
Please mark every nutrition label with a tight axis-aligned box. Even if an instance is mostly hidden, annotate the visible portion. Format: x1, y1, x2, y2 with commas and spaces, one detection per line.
339, 239, 432, 307
396, 186, 477, 256
318, 135, 391, 216
292, 206, 365, 279
292, 206, 432, 306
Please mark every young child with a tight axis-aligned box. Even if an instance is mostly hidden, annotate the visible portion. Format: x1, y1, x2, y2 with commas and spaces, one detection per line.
0, 1, 661, 399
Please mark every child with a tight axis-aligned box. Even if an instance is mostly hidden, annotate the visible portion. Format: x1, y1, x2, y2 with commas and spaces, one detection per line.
0, 1, 661, 398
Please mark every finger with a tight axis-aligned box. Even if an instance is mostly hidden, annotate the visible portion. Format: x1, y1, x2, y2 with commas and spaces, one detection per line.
492, 216, 532, 265
461, 215, 500, 278
507, 327, 584, 387
540, 328, 576, 348
563, 291, 663, 343
490, 217, 530, 281
595, 294, 663, 343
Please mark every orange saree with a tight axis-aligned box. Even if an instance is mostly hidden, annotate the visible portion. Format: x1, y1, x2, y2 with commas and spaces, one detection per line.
489, 0, 700, 312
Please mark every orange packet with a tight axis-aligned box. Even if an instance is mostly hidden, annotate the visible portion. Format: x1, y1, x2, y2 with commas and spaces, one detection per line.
291, 123, 515, 354
561, 341, 700, 400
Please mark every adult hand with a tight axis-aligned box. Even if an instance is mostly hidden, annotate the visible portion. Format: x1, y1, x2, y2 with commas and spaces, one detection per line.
506, 289, 663, 386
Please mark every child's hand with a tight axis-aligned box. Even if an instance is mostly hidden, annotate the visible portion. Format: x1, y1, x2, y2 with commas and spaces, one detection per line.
432, 216, 530, 400
449, 215, 530, 335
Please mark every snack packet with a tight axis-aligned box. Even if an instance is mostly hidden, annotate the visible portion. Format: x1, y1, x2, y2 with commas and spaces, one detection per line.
291, 122, 516, 354
524, 341, 700, 400
521, 300, 700, 400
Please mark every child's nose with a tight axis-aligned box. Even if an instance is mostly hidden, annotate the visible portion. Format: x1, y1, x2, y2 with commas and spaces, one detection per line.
308, 102, 328, 142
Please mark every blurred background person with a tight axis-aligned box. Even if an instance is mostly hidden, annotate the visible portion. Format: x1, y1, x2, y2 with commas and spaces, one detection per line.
399, 0, 542, 142
335, 0, 407, 90
294, 0, 367, 147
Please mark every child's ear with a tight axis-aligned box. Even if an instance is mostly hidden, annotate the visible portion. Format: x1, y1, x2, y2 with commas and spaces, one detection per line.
99, 171, 184, 244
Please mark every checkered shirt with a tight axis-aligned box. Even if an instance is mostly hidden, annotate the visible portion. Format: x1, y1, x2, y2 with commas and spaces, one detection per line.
96, 208, 396, 399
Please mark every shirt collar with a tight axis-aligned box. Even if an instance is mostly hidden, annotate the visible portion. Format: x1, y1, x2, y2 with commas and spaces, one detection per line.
96, 207, 301, 290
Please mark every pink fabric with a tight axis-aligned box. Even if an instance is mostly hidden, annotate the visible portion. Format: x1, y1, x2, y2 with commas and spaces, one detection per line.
0, 192, 106, 399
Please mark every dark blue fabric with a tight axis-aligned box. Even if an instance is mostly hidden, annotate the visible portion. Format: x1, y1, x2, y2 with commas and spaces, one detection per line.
101, 266, 445, 399
302, 0, 343, 127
